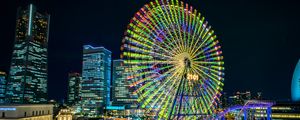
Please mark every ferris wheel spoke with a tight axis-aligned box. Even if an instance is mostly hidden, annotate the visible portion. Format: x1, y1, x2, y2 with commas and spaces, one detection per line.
191, 37, 220, 60
126, 30, 176, 57
187, 17, 204, 57
135, 67, 177, 101
190, 29, 215, 58
192, 62, 224, 77
191, 66, 219, 96
188, 20, 207, 54
130, 17, 180, 57
127, 18, 180, 57
166, 3, 185, 54
154, 2, 184, 54
124, 59, 174, 66
140, 68, 184, 115
193, 61, 224, 66
176, 2, 188, 53
158, 68, 185, 118
192, 64, 223, 85
124, 44, 172, 60
184, 3, 194, 54
144, 3, 184, 55
187, 9, 199, 54
180, 2, 188, 53
192, 50, 222, 62
189, 68, 213, 113
161, 3, 184, 50
129, 65, 175, 88
191, 69, 207, 113
145, 68, 184, 113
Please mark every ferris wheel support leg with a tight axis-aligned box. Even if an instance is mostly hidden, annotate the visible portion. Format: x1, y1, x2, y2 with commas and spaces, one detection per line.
177, 75, 187, 120
168, 74, 186, 120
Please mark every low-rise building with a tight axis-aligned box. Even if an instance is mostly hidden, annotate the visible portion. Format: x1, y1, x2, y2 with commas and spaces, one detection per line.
0, 104, 53, 120
56, 108, 72, 120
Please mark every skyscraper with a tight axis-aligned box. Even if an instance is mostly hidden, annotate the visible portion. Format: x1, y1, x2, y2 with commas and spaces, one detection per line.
67, 72, 81, 106
81, 45, 111, 116
5, 4, 50, 103
112, 59, 137, 108
292, 59, 300, 102
0, 71, 6, 104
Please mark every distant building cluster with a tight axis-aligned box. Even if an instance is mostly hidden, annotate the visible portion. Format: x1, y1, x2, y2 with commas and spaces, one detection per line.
65, 45, 138, 117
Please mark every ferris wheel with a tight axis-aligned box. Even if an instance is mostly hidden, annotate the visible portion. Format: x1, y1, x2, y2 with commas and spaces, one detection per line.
121, 0, 225, 119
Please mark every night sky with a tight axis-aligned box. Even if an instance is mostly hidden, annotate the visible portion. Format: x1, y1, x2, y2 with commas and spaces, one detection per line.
0, 0, 299, 101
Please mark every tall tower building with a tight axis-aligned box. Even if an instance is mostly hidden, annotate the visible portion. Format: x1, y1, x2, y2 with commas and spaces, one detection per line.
0, 71, 6, 104
5, 4, 50, 103
112, 59, 137, 108
67, 72, 81, 106
81, 45, 111, 116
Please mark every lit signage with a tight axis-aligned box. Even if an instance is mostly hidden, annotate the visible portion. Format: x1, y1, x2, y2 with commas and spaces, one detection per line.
0, 108, 16, 111
106, 106, 125, 110
187, 73, 199, 80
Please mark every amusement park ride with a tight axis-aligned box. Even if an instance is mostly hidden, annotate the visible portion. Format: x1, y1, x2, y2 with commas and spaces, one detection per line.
120, 0, 275, 119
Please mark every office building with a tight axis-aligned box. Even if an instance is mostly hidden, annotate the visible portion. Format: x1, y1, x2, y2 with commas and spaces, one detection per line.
67, 72, 81, 106
0, 104, 53, 120
112, 59, 137, 108
5, 4, 50, 103
0, 71, 6, 103
81, 45, 111, 116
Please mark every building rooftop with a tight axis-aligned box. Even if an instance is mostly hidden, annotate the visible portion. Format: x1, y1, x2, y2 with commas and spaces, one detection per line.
83, 45, 112, 53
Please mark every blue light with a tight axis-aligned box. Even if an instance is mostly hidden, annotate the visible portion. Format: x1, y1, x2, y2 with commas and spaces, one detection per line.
0, 108, 16, 111
28, 4, 33, 36
106, 106, 125, 110
292, 59, 300, 102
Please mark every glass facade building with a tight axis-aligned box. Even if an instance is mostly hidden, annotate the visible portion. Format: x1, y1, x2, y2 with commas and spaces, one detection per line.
81, 45, 111, 116
5, 4, 50, 104
67, 72, 81, 106
112, 60, 137, 108
0, 71, 6, 104
292, 59, 300, 102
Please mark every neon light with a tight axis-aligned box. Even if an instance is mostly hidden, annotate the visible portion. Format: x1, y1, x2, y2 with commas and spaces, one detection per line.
187, 73, 199, 80
28, 4, 33, 36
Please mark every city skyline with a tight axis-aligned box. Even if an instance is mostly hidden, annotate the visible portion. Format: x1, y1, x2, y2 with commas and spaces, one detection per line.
0, 0, 300, 102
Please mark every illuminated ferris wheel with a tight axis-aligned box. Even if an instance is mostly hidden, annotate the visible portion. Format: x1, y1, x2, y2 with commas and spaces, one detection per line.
121, 0, 225, 119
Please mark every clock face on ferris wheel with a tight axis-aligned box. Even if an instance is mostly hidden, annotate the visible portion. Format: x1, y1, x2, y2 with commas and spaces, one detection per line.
121, 0, 224, 119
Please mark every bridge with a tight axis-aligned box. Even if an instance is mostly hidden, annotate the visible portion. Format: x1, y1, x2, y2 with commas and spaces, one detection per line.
216, 100, 275, 120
